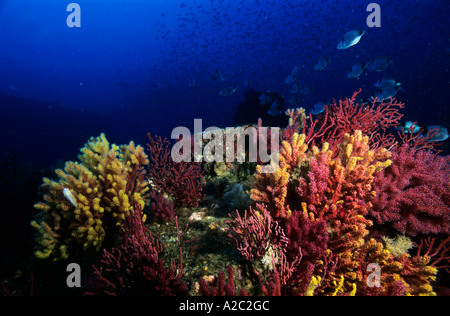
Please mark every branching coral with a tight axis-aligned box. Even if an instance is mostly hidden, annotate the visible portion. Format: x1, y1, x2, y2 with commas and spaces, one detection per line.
347, 238, 436, 296
85, 205, 188, 296
246, 129, 434, 295
227, 203, 288, 266
254, 128, 443, 295
199, 266, 248, 296
304, 89, 404, 149
24, 91, 448, 296
309, 131, 391, 266
283, 107, 308, 142
250, 132, 308, 220
149, 190, 175, 223
370, 144, 450, 236
32, 133, 150, 260
147, 133, 203, 208
415, 236, 450, 273
225, 90, 449, 296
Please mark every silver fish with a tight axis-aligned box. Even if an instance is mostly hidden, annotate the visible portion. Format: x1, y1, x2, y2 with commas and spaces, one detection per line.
426, 125, 449, 141
267, 100, 281, 117
310, 102, 325, 115
210, 70, 225, 81
367, 56, 392, 72
219, 86, 238, 96
259, 93, 271, 105
288, 96, 301, 106
300, 85, 312, 95
373, 77, 400, 89
63, 188, 78, 208
189, 79, 198, 87
337, 29, 365, 49
285, 74, 295, 85
347, 63, 365, 78
373, 85, 401, 99
291, 82, 300, 94
402, 121, 421, 134
314, 57, 331, 71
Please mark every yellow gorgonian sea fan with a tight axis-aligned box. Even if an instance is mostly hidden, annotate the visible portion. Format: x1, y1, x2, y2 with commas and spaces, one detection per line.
31, 133, 149, 261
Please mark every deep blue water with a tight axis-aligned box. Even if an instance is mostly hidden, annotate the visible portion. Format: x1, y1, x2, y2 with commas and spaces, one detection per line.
0, 0, 449, 167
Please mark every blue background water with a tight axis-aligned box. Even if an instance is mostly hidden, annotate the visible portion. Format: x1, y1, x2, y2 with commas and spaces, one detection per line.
0, 0, 449, 167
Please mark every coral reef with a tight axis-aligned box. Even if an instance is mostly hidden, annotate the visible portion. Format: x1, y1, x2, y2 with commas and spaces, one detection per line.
31, 133, 150, 260
19, 92, 449, 296
246, 129, 403, 295
227, 92, 448, 296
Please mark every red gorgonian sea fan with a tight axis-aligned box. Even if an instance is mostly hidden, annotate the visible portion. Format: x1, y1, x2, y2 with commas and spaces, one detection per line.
85, 206, 189, 296
369, 144, 450, 236
303, 89, 404, 150
226, 203, 289, 263
146, 133, 203, 208
149, 190, 175, 223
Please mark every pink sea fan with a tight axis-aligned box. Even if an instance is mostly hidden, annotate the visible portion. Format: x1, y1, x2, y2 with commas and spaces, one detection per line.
226, 203, 288, 262
149, 190, 175, 223
296, 152, 331, 212
284, 210, 329, 265
199, 266, 248, 296
370, 144, 450, 236
303, 89, 404, 149
147, 133, 203, 207
85, 206, 188, 296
